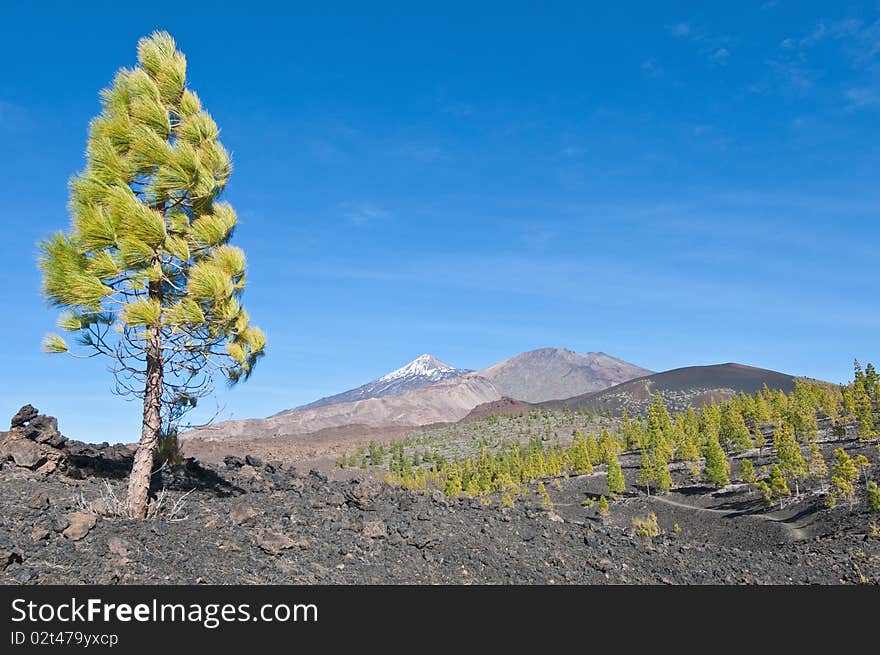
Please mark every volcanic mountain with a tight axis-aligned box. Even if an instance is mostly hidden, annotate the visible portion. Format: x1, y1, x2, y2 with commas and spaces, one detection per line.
183, 348, 651, 449
478, 348, 652, 403
544, 363, 799, 415
186, 373, 501, 443
281, 354, 470, 413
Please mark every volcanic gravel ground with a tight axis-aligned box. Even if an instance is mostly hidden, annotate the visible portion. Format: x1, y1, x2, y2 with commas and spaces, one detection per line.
1, 449, 878, 585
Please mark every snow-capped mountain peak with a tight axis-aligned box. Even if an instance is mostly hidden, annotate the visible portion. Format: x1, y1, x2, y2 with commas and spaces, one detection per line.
377, 354, 459, 382
286, 354, 471, 413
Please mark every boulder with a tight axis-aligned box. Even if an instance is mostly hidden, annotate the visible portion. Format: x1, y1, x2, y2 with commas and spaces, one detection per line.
62, 512, 97, 541
224, 455, 245, 469
25, 415, 66, 448
30, 528, 50, 543
0, 407, 68, 472
0, 437, 45, 469
255, 530, 295, 555
28, 494, 50, 510
10, 404, 38, 428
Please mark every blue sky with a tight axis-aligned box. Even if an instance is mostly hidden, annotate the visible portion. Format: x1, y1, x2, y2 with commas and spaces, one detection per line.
1, 1, 878, 442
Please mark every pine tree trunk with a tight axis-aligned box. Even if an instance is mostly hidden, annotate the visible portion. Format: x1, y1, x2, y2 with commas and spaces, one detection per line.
127, 282, 163, 519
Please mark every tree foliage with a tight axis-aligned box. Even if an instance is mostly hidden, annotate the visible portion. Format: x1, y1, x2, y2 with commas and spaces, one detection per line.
40, 31, 265, 414
704, 435, 730, 487
38, 32, 265, 516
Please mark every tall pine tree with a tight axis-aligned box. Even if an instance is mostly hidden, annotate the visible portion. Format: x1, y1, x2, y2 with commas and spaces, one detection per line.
39, 32, 265, 517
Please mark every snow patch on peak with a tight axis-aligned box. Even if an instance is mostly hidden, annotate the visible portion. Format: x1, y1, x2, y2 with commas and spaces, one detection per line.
378, 354, 459, 382
289, 354, 471, 412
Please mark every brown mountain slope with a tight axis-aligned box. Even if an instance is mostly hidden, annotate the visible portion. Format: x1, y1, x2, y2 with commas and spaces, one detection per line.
542, 363, 799, 416
461, 396, 535, 421
478, 348, 651, 403
182, 373, 502, 444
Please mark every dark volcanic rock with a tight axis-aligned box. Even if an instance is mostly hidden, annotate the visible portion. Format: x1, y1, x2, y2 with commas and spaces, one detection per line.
0, 406, 69, 472
0, 411, 878, 585
0, 438, 46, 469
11, 405, 39, 428
25, 415, 66, 448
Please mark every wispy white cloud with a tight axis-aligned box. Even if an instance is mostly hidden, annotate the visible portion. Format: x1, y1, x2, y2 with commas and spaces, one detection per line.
763, 16, 880, 98
778, 17, 879, 66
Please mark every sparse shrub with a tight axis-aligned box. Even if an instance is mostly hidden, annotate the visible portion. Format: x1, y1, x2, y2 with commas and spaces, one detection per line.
537, 482, 554, 510
153, 428, 185, 468
673, 523, 681, 533
597, 495, 609, 516
632, 513, 661, 538
854, 454, 871, 488
757, 481, 773, 506
868, 481, 880, 512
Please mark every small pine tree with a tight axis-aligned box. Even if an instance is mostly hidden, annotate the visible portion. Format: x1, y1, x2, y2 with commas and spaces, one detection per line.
752, 425, 767, 453
769, 463, 791, 501
597, 495, 610, 516
537, 481, 554, 510
854, 454, 871, 488
653, 452, 672, 494
831, 448, 859, 510
606, 451, 625, 497
756, 480, 773, 506
867, 481, 880, 512
704, 436, 730, 487
774, 427, 808, 496
808, 442, 828, 479
740, 458, 757, 486
444, 471, 462, 497
567, 432, 593, 475
720, 403, 753, 453
638, 448, 654, 495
